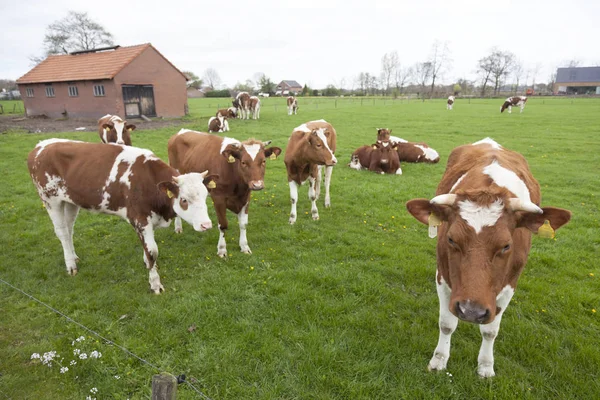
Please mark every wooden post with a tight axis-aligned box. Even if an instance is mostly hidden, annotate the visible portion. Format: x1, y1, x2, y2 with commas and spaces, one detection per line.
152, 372, 177, 400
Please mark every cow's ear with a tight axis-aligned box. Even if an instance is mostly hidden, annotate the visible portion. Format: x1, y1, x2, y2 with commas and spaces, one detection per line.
517, 207, 572, 233
406, 199, 451, 225
203, 174, 219, 191
265, 147, 282, 159
157, 181, 179, 199
222, 148, 241, 162
102, 123, 112, 130
389, 129, 392, 134
126, 124, 136, 132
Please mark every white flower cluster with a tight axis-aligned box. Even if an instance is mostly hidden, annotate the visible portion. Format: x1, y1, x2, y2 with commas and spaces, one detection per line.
71, 336, 85, 346
90, 350, 102, 359
30, 351, 60, 368
79, 353, 88, 360
60, 367, 69, 374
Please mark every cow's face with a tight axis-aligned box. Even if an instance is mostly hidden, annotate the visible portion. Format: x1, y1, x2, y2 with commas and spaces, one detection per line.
232, 99, 240, 108
376, 128, 392, 142
222, 141, 282, 190
406, 192, 571, 324
158, 171, 217, 231
103, 120, 135, 145
306, 128, 337, 166
373, 141, 398, 165
500, 101, 510, 113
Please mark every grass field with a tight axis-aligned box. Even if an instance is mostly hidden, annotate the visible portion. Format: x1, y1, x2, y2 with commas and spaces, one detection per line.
0, 97, 599, 399
0, 100, 25, 115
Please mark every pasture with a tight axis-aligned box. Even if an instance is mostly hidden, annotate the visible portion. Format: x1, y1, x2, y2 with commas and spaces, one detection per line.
0, 97, 599, 399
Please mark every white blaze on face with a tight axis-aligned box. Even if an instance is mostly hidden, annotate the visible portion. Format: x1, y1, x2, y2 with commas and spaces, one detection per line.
415, 144, 439, 161
483, 160, 532, 203
473, 138, 502, 149
458, 199, 504, 234
314, 128, 336, 163
109, 116, 126, 144
243, 144, 261, 160
173, 173, 212, 231
220, 137, 242, 154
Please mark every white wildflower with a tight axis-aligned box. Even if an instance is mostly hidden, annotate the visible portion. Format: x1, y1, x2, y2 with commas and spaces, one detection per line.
79, 353, 88, 360
76, 336, 85, 342
89, 350, 102, 359
73, 348, 81, 356
30, 353, 40, 360
114, 375, 120, 380
70, 360, 77, 366
60, 367, 68, 374
90, 387, 98, 394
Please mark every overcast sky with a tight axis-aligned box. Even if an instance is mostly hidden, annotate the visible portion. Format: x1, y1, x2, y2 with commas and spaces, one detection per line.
2, 0, 599, 89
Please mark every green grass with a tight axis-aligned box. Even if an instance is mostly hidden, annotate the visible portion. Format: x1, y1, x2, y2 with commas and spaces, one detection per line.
0, 100, 25, 115
1, 97, 599, 399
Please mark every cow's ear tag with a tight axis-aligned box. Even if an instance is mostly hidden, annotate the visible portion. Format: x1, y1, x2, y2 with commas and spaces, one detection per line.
166, 189, 174, 199
537, 220, 555, 239
207, 180, 216, 189
227, 155, 236, 163
428, 214, 442, 239
372, 145, 377, 150
270, 153, 277, 160
128, 128, 133, 131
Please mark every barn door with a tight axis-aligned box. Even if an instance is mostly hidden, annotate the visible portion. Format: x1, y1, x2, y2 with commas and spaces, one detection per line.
122, 85, 156, 117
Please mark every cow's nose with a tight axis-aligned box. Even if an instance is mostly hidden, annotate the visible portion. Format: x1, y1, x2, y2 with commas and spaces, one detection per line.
250, 180, 264, 190
330, 156, 338, 165
198, 221, 212, 231
117, 140, 125, 145
455, 301, 490, 324
381, 159, 388, 164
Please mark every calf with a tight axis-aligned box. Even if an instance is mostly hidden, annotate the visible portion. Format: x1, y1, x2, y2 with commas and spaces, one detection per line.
28, 139, 216, 294
249, 96, 261, 119
376, 128, 440, 163
168, 130, 281, 257
447, 95, 455, 110
406, 137, 571, 377
287, 96, 298, 115
217, 107, 237, 119
98, 114, 136, 145
208, 115, 229, 133
284, 119, 337, 224
232, 92, 251, 119
501, 96, 527, 113
349, 141, 402, 175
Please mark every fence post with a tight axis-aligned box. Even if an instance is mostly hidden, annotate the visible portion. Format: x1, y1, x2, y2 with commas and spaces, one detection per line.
152, 372, 177, 400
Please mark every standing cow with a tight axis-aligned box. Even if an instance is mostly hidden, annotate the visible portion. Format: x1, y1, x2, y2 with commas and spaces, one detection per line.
501, 96, 527, 113
28, 139, 216, 294
349, 141, 402, 175
98, 114, 136, 145
284, 119, 337, 224
447, 95, 455, 110
249, 96, 261, 119
406, 137, 571, 377
208, 115, 229, 133
287, 96, 298, 115
376, 128, 440, 163
232, 92, 250, 119
168, 130, 281, 257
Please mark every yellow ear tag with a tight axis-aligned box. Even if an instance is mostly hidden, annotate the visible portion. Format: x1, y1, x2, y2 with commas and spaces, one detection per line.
270, 153, 277, 160
537, 220, 555, 239
228, 155, 236, 163
166, 189, 174, 199
207, 180, 216, 189
128, 128, 133, 131
428, 214, 442, 239
372, 145, 377, 150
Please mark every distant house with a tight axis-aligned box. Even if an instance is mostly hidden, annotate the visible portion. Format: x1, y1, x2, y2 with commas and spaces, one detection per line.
276, 80, 303, 96
16, 44, 188, 119
554, 67, 600, 95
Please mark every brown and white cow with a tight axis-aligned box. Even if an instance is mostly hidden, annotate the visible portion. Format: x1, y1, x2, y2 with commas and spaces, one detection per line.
217, 107, 237, 119
249, 96, 261, 119
232, 92, 251, 119
28, 139, 216, 294
501, 96, 527, 113
98, 114, 136, 145
348, 141, 402, 175
168, 129, 281, 257
447, 95, 455, 110
287, 96, 298, 115
284, 119, 337, 224
208, 115, 229, 133
406, 137, 571, 377
376, 128, 440, 163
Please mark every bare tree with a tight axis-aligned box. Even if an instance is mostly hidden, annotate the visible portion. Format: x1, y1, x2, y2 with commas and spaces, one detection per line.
413, 62, 433, 101
548, 71, 557, 94
490, 50, 515, 95
203, 68, 222, 90
512, 61, 524, 94
477, 54, 494, 96
31, 11, 113, 64
182, 71, 203, 89
395, 65, 411, 95
427, 41, 452, 98
381, 51, 399, 96
529, 62, 542, 92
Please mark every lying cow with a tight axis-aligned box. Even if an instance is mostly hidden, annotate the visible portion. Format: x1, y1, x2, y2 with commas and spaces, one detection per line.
98, 114, 135, 145
501, 96, 527, 113
217, 107, 237, 119
349, 141, 402, 175
233, 92, 250, 119
406, 137, 571, 377
208, 115, 229, 133
28, 139, 216, 294
287, 96, 298, 115
249, 96, 261, 119
168, 130, 281, 257
376, 128, 440, 163
447, 95, 455, 110
284, 119, 337, 224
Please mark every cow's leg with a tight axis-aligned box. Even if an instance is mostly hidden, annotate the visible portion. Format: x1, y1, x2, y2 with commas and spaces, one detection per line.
214, 200, 229, 258
308, 176, 319, 220
174, 216, 183, 234
315, 165, 322, 200
135, 223, 163, 294
63, 202, 80, 262
508, 105, 512, 114
224, 119, 230, 132
288, 180, 299, 225
520, 105, 524, 113
46, 201, 79, 275
288, 106, 292, 116
477, 286, 515, 377
237, 202, 251, 254
428, 277, 458, 372
324, 165, 333, 208
256, 105, 260, 119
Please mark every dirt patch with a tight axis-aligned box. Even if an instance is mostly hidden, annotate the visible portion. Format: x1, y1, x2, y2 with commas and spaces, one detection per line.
0, 114, 186, 134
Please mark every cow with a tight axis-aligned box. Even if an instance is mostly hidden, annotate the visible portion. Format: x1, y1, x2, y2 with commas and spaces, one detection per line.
249, 96, 261, 119
27, 139, 216, 294
232, 92, 250, 119
287, 96, 298, 115
406, 137, 571, 377
447, 95, 455, 110
376, 128, 440, 163
501, 96, 527, 113
284, 119, 337, 224
98, 114, 135, 145
208, 115, 229, 133
168, 130, 282, 257
217, 107, 237, 119
348, 141, 402, 175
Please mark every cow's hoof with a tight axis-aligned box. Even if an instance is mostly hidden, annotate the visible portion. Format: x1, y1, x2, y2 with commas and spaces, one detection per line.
427, 354, 448, 371
68, 266, 78, 276
289, 215, 296, 224
241, 246, 252, 255
217, 250, 227, 258
174, 227, 183, 234
312, 214, 320, 221
151, 284, 164, 295
477, 364, 495, 378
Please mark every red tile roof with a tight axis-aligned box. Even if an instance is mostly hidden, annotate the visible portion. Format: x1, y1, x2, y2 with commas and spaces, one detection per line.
17, 44, 158, 84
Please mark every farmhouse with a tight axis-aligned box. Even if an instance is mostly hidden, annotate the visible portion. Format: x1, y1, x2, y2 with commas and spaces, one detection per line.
17, 44, 188, 119
276, 80, 303, 96
554, 66, 600, 95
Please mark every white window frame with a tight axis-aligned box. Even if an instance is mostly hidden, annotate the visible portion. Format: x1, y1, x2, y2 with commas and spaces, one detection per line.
45, 85, 55, 97
68, 85, 79, 97
93, 84, 105, 97
26, 88, 34, 97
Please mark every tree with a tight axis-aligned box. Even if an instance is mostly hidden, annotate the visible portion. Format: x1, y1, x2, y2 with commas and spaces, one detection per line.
182, 71, 203, 89
394, 65, 411, 95
381, 51, 399, 96
477, 54, 494, 96
453, 84, 462, 95
203, 68, 222, 90
257, 74, 276, 94
322, 85, 340, 96
412, 62, 433, 100
512, 61, 524, 94
548, 71, 557, 94
427, 41, 452, 98
476, 48, 515, 96
31, 11, 113, 63
301, 84, 310, 96
233, 80, 254, 93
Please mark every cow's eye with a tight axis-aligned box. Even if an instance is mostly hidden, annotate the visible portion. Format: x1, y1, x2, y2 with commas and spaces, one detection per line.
181, 198, 187, 204
448, 237, 456, 246
502, 244, 511, 253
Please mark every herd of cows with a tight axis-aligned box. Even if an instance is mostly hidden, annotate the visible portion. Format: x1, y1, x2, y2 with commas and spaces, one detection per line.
26, 92, 570, 377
